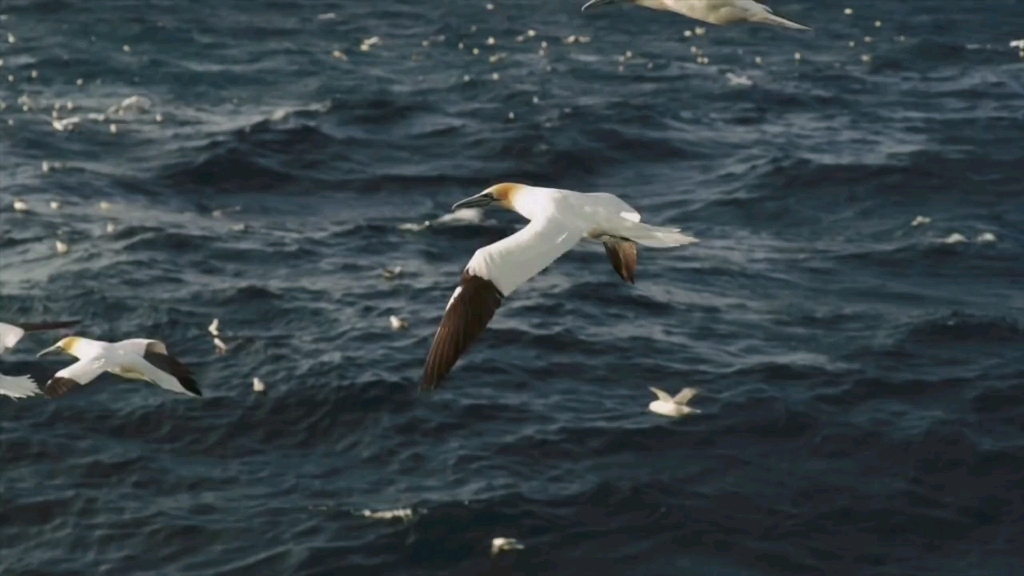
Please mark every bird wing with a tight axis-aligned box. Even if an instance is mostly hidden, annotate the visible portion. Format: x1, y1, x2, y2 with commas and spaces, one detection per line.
601, 236, 638, 284
127, 354, 201, 396
673, 387, 699, 405
0, 374, 42, 399
44, 357, 108, 398
19, 320, 80, 333
141, 342, 201, 396
422, 214, 585, 390
112, 339, 199, 395
0, 323, 26, 352
649, 387, 674, 402
465, 213, 587, 296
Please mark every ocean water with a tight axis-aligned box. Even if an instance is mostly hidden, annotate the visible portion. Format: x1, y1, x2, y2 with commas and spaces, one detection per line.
2, 0, 1023, 574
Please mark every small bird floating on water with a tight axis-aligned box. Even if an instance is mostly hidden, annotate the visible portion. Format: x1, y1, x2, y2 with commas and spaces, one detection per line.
0, 318, 77, 399
648, 386, 701, 416
581, 0, 811, 30
213, 337, 229, 355
37, 336, 201, 398
421, 183, 698, 390
491, 537, 525, 555
389, 315, 409, 331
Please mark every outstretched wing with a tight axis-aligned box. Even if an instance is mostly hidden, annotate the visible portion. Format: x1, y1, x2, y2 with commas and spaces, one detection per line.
649, 387, 674, 402
44, 357, 108, 398
601, 236, 638, 284
0, 323, 26, 353
421, 272, 504, 391
115, 339, 201, 396
19, 320, 80, 333
673, 387, 699, 405
421, 215, 585, 391
141, 344, 201, 396
0, 374, 42, 399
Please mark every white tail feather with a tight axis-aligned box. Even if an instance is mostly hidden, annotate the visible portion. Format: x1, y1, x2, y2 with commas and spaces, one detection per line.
0, 374, 42, 399
622, 223, 699, 248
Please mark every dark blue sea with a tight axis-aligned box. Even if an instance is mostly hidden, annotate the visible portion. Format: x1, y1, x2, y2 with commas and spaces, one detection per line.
2, 0, 1023, 573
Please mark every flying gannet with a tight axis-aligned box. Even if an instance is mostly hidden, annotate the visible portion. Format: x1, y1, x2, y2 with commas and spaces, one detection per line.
421, 183, 699, 390
648, 386, 700, 416
36, 336, 201, 398
581, 0, 811, 30
0, 320, 80, 400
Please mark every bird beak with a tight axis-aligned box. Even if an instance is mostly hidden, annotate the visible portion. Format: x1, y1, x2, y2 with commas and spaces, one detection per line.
451, 192, 496, 211
37, 344, 62, 357
581, 0, 617, 11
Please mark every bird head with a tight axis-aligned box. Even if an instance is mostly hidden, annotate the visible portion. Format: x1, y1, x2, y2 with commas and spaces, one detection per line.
451, 182, 524, 212
37, 336, 81, 358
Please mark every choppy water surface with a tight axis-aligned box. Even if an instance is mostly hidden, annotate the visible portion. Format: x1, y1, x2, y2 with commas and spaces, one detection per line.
2, 0, 1023, 574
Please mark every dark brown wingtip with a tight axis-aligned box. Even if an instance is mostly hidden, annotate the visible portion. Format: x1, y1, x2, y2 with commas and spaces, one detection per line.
603, 238, 637, 284
143, 347, 202, 396
19, 320, 80, 333
421, 271, 504, 391
44, 377, 81, 399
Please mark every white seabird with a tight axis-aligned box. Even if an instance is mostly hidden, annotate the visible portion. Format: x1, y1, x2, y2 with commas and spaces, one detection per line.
491, 537, 525, 555
421, 182, 699, 390
36, 336, 201, 398
582, 0, 811, 30
648, 386, 700, 416
0, 320, 79, 400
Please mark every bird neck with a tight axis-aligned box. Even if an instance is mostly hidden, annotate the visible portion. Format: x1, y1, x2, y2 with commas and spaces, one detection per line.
68, 337, 105, 359
507, 186, 554, 221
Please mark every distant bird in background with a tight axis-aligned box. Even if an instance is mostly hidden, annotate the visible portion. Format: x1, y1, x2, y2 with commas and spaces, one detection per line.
582, 0, 811, 30
0, 320, 79, 400
648, 386, 701, 417
421, 183, 699, 391
37, 336, 201, 398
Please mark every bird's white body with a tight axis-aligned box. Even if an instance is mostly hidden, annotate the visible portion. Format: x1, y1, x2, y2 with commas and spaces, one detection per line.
648, 386, 701, 417
587, 0, 810, 29
464, 186, 697, 296
39, 336, 200, 397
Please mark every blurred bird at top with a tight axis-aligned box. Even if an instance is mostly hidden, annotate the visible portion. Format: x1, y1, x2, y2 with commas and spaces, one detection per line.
582, 0, 810, 30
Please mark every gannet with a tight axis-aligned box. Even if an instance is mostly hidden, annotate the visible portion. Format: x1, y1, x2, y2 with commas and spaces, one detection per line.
421, 183, 698, 390
648, 386, 700, 416
0, 320, 79, 400
581, 0, 811, 30
36, 336, 201, 398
